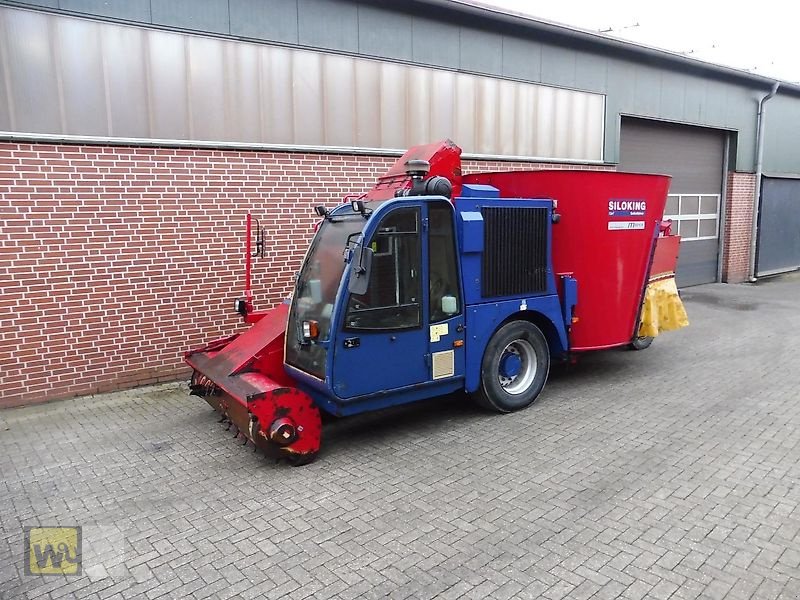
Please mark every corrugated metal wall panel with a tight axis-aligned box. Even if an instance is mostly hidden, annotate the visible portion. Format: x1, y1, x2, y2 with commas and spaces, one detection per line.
7, 0, 800, 173
4, 10, 61, 134
0, 6, 605, 160
102, 25, 149, 137
58, 15, 107, 135
147, 30, 190, 139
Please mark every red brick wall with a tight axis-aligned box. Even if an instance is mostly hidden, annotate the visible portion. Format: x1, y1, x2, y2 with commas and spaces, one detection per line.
1, 142, 603, 407
721, 172, 756, 283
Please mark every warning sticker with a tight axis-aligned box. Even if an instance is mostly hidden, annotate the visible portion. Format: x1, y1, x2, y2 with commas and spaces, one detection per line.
608, 221, 645, 231
429, 323, 449, 343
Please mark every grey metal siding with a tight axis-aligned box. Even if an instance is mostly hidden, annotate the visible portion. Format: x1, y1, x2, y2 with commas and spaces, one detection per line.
358, 5, 412, 61
411, 16, 460, 69
151, 0, 230, 34
764, 96, 800, 175
459, 27, 503, 75
501, 36, 541, 82
540, 45, 576, 89
297, 0, 358, 53
620, 118, 726, 287
229, 0, 298, 44
4, 0, 800, 174
757, 177, 800, 275
60, 0, 150, 21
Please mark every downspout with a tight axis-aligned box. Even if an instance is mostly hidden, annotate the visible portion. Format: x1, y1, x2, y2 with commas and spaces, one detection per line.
748, 81, 780, 281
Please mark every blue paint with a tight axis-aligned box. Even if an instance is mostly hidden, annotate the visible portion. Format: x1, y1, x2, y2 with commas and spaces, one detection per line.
608, 210, 645, 217
285, 188, 570, 416
500, 353, 522, 378
459, 183, 500, 199
560, 275, 578, 329
463, 294, 567, 393
458, 211, 483, 253
455, 195, 557, 307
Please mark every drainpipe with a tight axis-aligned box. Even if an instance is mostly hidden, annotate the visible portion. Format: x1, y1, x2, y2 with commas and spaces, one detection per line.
748, 81, 780, 281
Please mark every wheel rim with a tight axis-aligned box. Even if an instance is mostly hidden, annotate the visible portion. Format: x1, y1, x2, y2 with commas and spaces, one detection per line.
497, 339, 537, 395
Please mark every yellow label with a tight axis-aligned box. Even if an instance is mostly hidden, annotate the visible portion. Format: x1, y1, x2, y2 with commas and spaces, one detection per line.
429, 323, 449, 343
25, 526, 82, 576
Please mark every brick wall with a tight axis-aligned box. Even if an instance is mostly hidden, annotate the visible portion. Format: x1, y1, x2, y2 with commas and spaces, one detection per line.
721, 172, 756, 283
1, 142, 603, 407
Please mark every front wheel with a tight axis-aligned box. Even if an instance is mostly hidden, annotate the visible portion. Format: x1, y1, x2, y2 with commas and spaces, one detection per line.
472, 320, 550, 413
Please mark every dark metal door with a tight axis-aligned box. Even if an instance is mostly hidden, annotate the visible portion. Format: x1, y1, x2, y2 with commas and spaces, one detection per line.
757, 177, 800, 276
620, 117, 726, 287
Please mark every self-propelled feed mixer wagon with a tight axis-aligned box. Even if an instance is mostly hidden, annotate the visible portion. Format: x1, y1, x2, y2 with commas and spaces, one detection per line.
185, 140, 688, 465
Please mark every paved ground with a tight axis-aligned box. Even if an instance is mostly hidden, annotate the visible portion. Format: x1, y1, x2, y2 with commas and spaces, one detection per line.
2, 277, 800, 600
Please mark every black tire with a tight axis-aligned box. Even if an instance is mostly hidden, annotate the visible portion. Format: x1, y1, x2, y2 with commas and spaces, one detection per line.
628, 335, 654, 351
286, 452, 318, 467
472, 320, 550, 413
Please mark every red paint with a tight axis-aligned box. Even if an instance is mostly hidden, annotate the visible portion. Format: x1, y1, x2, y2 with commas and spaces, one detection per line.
365, 139, 463, 200
464, 169, 672, 350
651, 235, 681, 280
185, 302, 321, 461
245, 213, 253, 310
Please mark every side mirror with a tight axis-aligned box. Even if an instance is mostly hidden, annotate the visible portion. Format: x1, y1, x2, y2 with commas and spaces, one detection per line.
347, 245, 373, 295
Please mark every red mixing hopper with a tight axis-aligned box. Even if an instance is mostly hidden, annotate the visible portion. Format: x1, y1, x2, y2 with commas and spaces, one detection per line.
463, 170, 672, 350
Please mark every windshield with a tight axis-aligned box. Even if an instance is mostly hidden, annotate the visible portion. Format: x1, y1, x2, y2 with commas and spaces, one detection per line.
285, 216, 364, 379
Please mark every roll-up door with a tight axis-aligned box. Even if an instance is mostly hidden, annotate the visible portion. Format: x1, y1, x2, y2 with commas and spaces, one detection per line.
620, 117, 726, 287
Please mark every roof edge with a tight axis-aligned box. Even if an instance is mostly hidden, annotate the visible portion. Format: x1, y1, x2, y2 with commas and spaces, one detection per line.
425, 0, 800, 94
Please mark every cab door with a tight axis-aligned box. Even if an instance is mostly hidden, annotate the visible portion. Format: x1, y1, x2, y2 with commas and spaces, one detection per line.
426, 201, 466, 382
332, 206, 429, 399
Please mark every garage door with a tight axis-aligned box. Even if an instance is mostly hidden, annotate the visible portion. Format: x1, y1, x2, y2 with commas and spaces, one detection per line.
757, 176, 800, 276
619, 118, 726, 287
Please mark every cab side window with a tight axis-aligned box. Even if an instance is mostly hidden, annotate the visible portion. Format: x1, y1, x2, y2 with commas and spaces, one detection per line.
428, 202, 462, 322
345, 208, 421, 330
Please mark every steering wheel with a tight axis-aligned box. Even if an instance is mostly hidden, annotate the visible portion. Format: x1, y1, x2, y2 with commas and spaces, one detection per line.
430, 271, 445, 299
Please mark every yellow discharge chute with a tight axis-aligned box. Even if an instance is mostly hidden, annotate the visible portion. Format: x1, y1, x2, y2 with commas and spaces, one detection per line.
638, 277, 689, 338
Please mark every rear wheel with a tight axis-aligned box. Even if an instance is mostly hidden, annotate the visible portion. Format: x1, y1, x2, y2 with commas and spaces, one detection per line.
628, 335, 654, 350
473, 320, 550, 413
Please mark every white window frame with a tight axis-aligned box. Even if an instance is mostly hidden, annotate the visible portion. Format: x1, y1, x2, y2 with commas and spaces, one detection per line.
664, 194, 720, 241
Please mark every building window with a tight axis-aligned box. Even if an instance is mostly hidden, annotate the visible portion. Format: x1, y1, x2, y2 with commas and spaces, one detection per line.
664, 194, 719, 241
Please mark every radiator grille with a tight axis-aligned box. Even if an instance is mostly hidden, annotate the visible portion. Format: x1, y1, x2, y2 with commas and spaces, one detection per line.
481, 207, 549, 297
